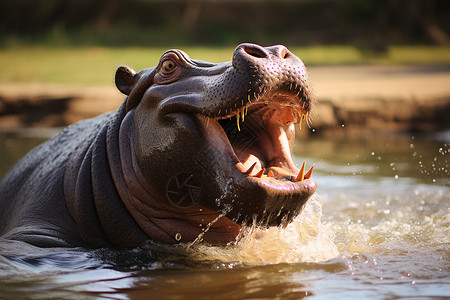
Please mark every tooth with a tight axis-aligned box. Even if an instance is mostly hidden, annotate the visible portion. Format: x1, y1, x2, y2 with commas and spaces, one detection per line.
245, 106, 248, 116
290, 83, 293, 90
254, 168, 265, 178
241, 107, 245, 122
296, 161, 306, 181
299, 114, 303, 130
304, 166, 313, 179
267, 170, 274, 177
248, 95, 251, 102
246, 162, 257, 175
206, 117, 210, 127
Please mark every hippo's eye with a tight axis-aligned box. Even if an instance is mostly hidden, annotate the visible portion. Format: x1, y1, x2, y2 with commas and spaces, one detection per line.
161, 59, 177, 72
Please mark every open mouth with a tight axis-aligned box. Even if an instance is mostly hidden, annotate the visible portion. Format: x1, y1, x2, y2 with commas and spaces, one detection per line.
197, 75, 317, 210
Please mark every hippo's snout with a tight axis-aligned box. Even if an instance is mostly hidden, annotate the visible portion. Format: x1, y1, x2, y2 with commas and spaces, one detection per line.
232, 43, 305, 77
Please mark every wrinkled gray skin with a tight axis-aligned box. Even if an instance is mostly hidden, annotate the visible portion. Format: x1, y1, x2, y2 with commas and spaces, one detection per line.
0, 43, 317, 248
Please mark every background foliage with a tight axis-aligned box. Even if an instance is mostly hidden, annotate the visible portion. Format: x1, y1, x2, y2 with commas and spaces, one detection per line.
1, 0, 449, 48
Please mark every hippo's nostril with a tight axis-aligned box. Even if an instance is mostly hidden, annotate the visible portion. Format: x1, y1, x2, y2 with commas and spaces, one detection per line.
243, 45, 268, 59
280, 47, 291, 59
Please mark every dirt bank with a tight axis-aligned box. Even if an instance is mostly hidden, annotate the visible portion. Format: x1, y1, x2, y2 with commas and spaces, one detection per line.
0, 65, 449, 136
305, 65, 450, 136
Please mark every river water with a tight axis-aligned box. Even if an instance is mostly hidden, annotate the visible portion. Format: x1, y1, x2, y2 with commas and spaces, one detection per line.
0, 129, 448, 299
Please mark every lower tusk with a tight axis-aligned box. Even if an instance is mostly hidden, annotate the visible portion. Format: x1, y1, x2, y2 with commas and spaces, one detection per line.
246, 162, 257, 175
254, 168, 265, 178
304, 166, 313, 179
296, 161, 306, 182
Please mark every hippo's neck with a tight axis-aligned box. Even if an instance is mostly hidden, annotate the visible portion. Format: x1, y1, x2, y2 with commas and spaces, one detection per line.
64, 103, 148, 248
112, 110, 241, 244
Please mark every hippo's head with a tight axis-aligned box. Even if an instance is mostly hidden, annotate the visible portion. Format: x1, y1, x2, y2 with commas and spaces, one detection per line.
115, 43, 317, 244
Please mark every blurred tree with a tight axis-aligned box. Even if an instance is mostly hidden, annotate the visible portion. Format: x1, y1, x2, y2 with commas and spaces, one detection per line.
0, 0, 448, 46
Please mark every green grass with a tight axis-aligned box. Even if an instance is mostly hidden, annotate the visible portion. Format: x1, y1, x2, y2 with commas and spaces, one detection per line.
0, 46, 237, 86
0, 45, 449, 86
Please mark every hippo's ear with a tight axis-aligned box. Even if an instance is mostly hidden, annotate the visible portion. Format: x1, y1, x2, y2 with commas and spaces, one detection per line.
115, 66, 137, 95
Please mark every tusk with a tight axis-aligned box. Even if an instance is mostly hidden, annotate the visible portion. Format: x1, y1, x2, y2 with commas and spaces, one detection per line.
304, 166, 313, 179
246, 162, 257, 175
254, 168, 265, 178
296, 161, 306, 182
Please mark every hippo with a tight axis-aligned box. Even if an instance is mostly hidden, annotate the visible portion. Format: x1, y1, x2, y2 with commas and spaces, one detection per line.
0, 43, 316, 248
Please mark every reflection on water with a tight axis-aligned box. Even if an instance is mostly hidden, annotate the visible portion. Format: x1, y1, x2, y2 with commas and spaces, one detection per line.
0, 128, 58, 179
0, 129, 449, 299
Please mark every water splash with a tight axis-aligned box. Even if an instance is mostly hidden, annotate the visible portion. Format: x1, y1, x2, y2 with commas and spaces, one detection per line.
186, 194, 339, 264
187, 204, 234, 247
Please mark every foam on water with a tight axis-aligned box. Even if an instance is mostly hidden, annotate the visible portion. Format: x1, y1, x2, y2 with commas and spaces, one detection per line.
185, 193, 339, 264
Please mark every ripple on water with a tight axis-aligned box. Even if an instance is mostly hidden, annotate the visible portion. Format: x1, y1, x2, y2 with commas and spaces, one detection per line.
0, 133, 449, 299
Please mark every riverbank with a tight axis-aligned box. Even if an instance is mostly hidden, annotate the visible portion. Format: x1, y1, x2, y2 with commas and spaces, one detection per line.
0, 65, 449, 136
306, 65, 450, 136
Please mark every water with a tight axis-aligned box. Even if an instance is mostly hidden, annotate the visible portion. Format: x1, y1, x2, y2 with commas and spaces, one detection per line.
0, 130, 449, 299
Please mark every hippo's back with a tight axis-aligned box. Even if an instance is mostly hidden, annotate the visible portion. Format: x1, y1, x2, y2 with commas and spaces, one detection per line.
0, 111, 115, 247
